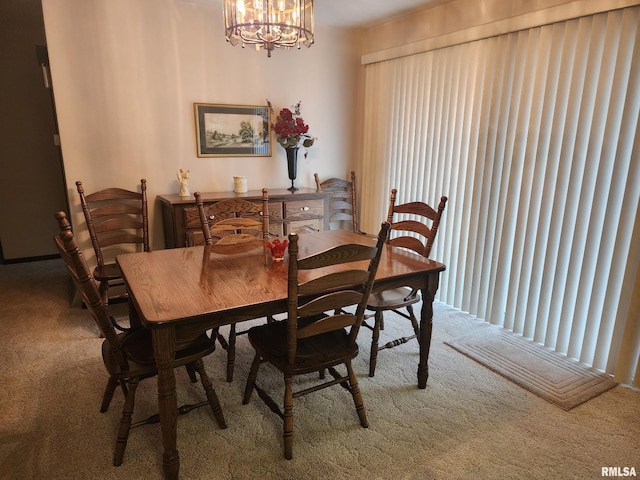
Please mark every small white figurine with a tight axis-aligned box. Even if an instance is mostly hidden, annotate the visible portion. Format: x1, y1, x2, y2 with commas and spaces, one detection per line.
177, 169, 190, 197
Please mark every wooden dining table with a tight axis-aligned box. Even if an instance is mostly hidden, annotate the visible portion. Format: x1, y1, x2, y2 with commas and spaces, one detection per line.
116, 229, 445, 479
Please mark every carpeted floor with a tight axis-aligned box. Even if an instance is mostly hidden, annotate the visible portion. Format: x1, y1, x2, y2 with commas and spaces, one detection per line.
1, 259, 639, 480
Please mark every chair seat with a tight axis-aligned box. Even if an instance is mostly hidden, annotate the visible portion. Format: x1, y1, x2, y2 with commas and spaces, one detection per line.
93, 263, 122, 282
247, 318, 359, 375
366, 287, 420, 311
102, 328, 217, 378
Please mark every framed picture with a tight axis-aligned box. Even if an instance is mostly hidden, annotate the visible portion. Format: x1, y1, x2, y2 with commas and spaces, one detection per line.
194, 103, 271, 157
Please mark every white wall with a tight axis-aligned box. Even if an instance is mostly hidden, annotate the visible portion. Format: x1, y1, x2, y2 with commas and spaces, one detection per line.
41, 0, 362, 254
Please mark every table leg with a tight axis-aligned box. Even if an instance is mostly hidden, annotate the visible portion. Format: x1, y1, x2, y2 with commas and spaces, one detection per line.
152, 328, 179, 479
418, 272, 440, 389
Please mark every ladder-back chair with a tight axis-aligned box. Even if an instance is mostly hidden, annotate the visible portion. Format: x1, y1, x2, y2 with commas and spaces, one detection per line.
314, 171, 364, 234
242, 222, 390, 459
53, 211, 226, 467
365, 189, 447, 377
76, 179, 150, 307
194, 189, 269, 382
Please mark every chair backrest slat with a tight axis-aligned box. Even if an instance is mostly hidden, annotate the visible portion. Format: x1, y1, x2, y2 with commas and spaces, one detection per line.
298, 270, 371, 296
393, 202, 438, 219
94, 233, 146, 248
297, 243, 377, 269
85, 187, 144, 202
88, 204, 144, 217
93, 217, 145, 233
297, 313, 359, 339
297, 291, 364, 319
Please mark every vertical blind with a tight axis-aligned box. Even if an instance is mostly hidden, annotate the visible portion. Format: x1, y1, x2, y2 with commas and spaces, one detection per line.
360, 6, 640, 385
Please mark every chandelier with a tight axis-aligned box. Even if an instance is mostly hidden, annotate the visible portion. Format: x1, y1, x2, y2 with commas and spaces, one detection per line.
223, 0, 314, 57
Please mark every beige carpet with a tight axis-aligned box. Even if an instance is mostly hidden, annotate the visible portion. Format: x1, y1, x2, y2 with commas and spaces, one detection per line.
1, 259, 639, 479
446, 328, 618, 410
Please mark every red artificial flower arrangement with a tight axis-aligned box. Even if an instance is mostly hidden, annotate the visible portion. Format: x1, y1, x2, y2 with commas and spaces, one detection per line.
267, 100, 316, 153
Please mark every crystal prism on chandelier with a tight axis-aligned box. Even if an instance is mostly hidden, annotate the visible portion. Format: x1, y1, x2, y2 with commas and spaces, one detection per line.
223, 0, 314, 57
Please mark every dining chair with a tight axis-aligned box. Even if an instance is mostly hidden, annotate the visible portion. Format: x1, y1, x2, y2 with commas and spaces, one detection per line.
75, 179, 150, 308
194, 189, 270, 382
53, 211, 226, 467
364, 189, 447, 377
314, 171, 364, 234
242, 222, 390, 460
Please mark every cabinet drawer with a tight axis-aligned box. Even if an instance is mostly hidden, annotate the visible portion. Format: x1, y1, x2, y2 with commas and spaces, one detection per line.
284, 199, 324, 220
185, 201, 282, 245
183, 205, 216, 229
287, 219, 322, 234
185, 200, 275, 229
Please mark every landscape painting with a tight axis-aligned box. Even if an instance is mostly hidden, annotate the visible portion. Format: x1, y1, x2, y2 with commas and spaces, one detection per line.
195, 103, 271, 157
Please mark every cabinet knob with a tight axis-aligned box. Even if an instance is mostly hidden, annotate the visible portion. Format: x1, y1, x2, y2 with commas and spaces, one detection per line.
301, 206, 310, 212
209, 215, 215, 220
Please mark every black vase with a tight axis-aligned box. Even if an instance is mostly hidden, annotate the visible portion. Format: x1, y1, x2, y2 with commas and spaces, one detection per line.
285, 147, 299, 192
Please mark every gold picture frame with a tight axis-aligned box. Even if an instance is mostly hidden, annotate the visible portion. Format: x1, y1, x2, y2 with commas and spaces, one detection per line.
194, 103, 271, 157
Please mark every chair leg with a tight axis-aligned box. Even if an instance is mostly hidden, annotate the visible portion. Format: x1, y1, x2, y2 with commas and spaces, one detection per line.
369, 311, 383, 377
207, 327, 220, 346
185, 364, 197, 383
242, 353, 261, 404
117, 379, 129, 399
100, 377, 119, 413
191, 358, 227, 429
283, 375, 294, 460
113, 377, 139, 466
346, 359, 369, 428
406, 305, 420, 341
227, 324, 236, 383
98, 279, 109, 306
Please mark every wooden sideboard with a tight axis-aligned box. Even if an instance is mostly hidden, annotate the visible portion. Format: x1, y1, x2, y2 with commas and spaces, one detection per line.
158, 188, 329, 248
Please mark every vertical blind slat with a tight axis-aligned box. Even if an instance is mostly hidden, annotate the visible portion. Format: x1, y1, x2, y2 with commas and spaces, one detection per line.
455, 43, 481, 308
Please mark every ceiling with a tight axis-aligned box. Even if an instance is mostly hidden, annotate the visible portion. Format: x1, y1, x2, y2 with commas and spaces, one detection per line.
190, 0, 449, 28
313, 0, 448, 28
